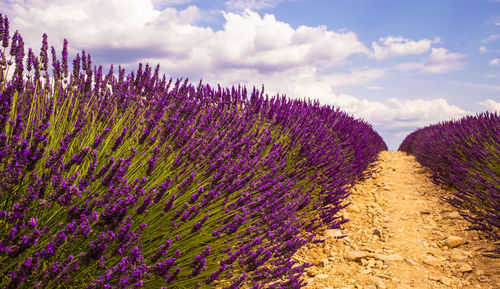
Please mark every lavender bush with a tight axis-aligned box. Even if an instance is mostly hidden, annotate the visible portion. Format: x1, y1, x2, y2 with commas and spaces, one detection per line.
0, 14, 386, 288
399, 112, 499, 254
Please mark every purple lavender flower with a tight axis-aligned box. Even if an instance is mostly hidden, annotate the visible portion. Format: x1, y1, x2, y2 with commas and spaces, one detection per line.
2, 15, 9, 48
40, 33, 48, 71
0, 14, 4, 43
62, 38, 68, 78
189, 246, 210, 277
26, 48, 34, 73
6, 255, 39, 289
111, 127, 128, 151
72, 52, 81, 78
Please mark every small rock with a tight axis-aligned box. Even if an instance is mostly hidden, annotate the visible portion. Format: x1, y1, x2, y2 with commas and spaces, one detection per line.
350, 204, 361, 213
307, 268, 318, 277
376, 280, 387, 289
316, 273, 329, 279
423, 256, 443, 267
318, 258, 329, 267
439, 276, 452, 285
432, 230, 445, 238
368, 276, 386, 289
324, 229, 343, 239
374, 253, 404, 262
364, 247, 376, 253
458, 263, 473, 273
444, 235, 466, 248
420, 210, 431, 215
344, 238, 360, 250
387, 254, 404, 261
444, 211, 461, 219
449, 250, 471, 261
346, 251, 370, 262
373, 228, 382, 237
361, 268, 372, 274
366, 259, 376, 268
478, 275, 489, 282
375, 274, 391, 280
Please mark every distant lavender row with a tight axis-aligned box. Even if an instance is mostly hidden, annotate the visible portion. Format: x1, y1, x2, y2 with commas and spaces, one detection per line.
0, 13, 386, 288
399, 112, 499, 254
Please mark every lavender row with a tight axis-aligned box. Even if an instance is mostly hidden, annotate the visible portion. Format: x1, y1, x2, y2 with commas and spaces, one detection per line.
399, 112, 499, 254
0, 14, 386, 288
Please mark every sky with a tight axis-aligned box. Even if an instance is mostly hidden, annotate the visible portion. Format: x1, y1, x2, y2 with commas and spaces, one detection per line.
1, 0, 499, 149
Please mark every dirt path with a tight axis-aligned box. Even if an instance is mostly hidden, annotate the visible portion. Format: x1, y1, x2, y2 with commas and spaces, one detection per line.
294, 151, 499, 289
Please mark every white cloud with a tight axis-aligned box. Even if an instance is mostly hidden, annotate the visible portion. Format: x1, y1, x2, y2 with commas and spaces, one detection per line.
209, 10, 369, 73
489, 58, 500, 66
321, 68, 387, 87
224, 0, 295, 10
371, 36, 439, 60
383, 98, 468, 128
13, 2, 368, 74
449, 81, 500, 91
480, 46, 487, 53
484, 33, 500, 43
150, 5, 202, 25
479, 99, 500, 111
397, 48, 466, 73
365, 85, 383, 90
152, 0, 196, 6
10, 0, 212, 71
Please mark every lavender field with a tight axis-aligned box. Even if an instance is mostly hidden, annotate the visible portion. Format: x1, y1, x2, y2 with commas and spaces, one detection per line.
0, 14, 388, 288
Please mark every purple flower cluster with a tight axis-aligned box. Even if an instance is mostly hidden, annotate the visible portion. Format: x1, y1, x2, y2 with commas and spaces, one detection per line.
0, 14, 386, 288
399, 112, 499, 255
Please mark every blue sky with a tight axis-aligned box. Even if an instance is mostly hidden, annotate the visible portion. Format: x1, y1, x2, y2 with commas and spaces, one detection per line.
2, 0, 499, 149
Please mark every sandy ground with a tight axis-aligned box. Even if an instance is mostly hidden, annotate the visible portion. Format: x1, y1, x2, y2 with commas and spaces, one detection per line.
293, 151, 499, 289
